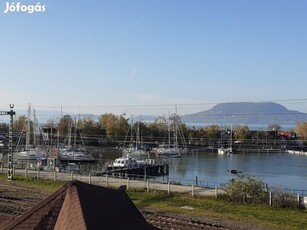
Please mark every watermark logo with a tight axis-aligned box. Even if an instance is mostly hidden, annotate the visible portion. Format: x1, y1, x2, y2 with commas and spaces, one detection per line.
3, 2, 46, 14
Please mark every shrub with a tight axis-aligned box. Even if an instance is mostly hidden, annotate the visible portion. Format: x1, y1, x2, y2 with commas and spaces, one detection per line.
270, 187, 302, 209
223, 176, 268, 204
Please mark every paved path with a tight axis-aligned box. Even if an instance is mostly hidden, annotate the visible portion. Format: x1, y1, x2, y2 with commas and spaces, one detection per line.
3, 168, 223, 196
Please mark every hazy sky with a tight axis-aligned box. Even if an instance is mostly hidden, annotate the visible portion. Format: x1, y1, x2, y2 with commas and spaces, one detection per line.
1, 0, 307, 120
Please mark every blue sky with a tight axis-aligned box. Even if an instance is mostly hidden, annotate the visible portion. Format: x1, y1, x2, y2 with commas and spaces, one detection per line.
1, 0, 307, 119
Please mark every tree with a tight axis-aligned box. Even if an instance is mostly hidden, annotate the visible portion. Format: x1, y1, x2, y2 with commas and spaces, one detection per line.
0, 123, 9, 133
114, 115, 129, 141
234, 125, 252, 140
205, 125, 220, 139
79, 117, 101, 136
57, 115, 73, 137
13, 115, 27, 132
148, 121, 168, 143
99, 113, 118, 140
295, 122, 307, 140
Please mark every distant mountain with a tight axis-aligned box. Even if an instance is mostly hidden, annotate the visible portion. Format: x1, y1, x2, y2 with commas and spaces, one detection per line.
182, 102, 307, 125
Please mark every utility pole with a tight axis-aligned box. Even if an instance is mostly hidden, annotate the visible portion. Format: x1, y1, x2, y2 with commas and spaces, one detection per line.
0, 105, 16, 181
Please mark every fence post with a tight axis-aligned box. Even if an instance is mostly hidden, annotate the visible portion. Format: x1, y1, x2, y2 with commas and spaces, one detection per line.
89, 174, 91, 184
215, 186, 218, 199
1, 162, 3, 173
53, 171, 57, 181
192, 185, 195, 197
168, 182, 170, 195
147, 180, 150, 192
297, 194, 302, 208
25, 167, 27, 178
269, 192, 272, 206
71, 171, 73, 181
127, 178, 130, 190
36, 168, 40, 179
106, 174, 108, 188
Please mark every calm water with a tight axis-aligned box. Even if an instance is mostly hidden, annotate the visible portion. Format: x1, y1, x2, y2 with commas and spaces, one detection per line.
95, 148, 307, 191
165, 151, 307, 191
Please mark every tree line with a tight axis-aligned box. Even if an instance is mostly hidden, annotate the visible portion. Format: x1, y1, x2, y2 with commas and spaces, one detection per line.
0, 113, 307, 148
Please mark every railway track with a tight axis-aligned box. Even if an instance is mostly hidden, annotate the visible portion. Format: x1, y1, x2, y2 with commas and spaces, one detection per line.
0, 182, 47, 217
142, 210, 230, 230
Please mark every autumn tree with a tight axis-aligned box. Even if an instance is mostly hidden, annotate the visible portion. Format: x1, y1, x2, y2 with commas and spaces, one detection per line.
98, 113, 129, 141
295, 122, 307, 140
234, 125, 252, 141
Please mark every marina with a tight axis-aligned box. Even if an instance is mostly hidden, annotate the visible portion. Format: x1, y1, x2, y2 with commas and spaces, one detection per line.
1, 146, 307, 192
90, 147, 307, 193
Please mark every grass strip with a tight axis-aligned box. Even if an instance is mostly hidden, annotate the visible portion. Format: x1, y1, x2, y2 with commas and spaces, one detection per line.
127, 190, 307, 230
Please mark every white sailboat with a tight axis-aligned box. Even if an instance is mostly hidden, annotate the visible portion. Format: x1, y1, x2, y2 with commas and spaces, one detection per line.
15, 104, 48, 162
122, 118, 148, 156
58, 118, 95, 162
156, 107, 188, 157
217, 125, 233, 155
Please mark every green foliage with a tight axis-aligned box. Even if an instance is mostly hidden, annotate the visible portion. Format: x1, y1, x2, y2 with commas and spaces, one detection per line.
57, 114, 73, 137
205, 125, 220, 139
223, 176, 268, 204
0, 174, 65, 192
234, 125, 252, 140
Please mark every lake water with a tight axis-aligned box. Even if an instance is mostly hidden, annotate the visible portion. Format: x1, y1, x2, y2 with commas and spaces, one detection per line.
96, 148, 307, 191
165, 151, 307, 191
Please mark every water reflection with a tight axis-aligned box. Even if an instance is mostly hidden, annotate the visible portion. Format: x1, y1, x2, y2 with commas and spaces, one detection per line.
167, 151, 307, 190
93, 147, 307, 190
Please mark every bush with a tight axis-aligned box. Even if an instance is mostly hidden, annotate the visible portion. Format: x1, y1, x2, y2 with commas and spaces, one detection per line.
223, 176, 268, 204
270, 187, 302, 209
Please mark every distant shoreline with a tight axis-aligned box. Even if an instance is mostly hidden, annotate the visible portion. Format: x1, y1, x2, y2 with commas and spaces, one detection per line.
185, 122, 296, 130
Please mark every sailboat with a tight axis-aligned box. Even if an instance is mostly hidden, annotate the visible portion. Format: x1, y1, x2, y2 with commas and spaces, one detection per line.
122, 118, 148, 156
58, 118, 95, 162
217, 125, 233, 155
15, 104, 48, 162
156, 108, 188, 157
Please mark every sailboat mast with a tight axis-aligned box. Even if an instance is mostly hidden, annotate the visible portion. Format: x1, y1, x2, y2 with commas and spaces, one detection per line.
26, 104, 31, 150
74, 117, 77, 148
130, 115, 133, 144
174, 105, 178, 148
136, 121, 140, 149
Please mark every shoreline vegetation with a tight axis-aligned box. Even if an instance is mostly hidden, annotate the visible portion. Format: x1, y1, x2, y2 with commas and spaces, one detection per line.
0, 174, 306, 230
